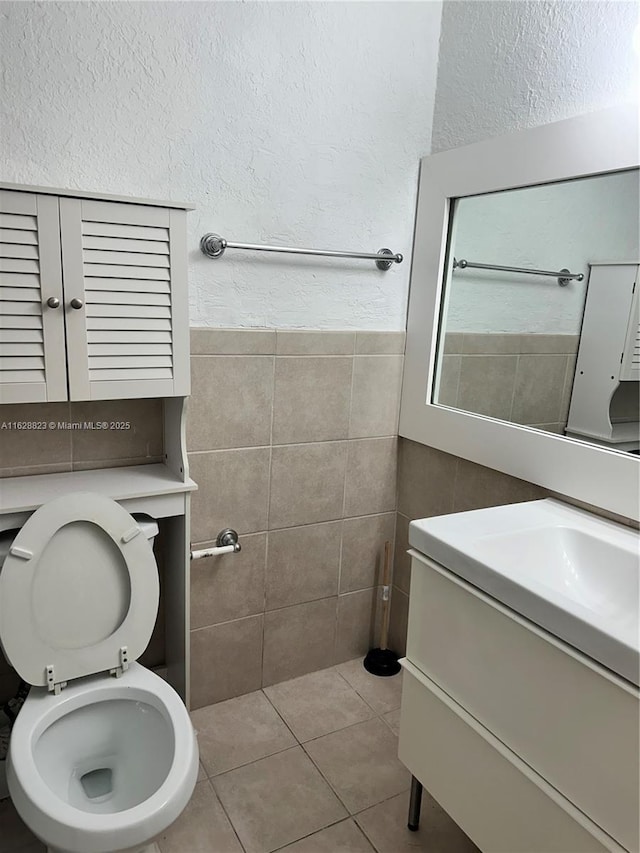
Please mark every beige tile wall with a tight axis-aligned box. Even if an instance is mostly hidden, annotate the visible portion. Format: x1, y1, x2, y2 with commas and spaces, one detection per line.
438, 333, 579, 432
389, 437, 639, 655
0, 398, 164, 477
188, 329, 405, 709
2, 327, 629, 711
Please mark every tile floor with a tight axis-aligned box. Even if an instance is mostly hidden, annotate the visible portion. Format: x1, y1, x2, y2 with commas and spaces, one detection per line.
1, 659, 478, 853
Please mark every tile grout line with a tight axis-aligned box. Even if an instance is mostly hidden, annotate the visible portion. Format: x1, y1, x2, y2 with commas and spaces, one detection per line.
202, 776, 248, 853
206, 742, 298, 782
298, 708, 389, 746
333, 666, 401, 718
391, 431, 402, 592
270, 815, 366, 853
507, 354, 520, 422
190, 509, 399, 549
378, 710, 399, 736
272, 811, 386, 853
299, 723, 408, 822
260, 685, 303, 745
349, 819, 380, 853
188, 432, 400, 455
299, 739, 358, 818
190, 611, 263, 634
559, 353, 574, 425
250, 665, 400, 797
450, 455, 462, 515
259, 686, 361, 821
261, 352, 278, 687
351, 788, 414, 852
191, 585, 386, 635
336, 352, 358, 616
452, 351, 462, 406
191, 352, 405, 358
269, 786, 414, 853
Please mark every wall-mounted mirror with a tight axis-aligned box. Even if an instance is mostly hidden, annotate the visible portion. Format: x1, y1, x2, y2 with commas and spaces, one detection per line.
400, 104, 640, 520
433, 169, 640, 453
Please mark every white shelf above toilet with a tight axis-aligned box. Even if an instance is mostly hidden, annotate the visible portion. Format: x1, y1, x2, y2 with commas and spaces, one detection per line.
0, 464, 196, 526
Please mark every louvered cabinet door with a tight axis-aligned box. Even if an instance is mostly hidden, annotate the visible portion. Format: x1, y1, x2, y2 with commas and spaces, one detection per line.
0, 190, 67, 403
59, 198, 189, 401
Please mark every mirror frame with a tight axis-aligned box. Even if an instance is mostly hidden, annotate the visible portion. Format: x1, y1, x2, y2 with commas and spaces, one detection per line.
400, 104, 640, 521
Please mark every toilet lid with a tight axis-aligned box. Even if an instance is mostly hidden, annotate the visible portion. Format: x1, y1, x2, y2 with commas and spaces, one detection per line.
0, 492, 159, 688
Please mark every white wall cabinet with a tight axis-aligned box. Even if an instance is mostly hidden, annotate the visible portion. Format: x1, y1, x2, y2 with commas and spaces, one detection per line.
0, 186, 191, 403
0, 184, 197, 707
566, 262, 639, 447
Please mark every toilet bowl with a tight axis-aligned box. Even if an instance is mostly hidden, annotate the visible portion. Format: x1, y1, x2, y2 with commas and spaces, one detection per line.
0, 493, 198, 853
7, 664, 197, 853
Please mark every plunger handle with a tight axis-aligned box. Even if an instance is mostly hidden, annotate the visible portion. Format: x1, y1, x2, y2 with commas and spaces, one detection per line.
379, 540, 392, 651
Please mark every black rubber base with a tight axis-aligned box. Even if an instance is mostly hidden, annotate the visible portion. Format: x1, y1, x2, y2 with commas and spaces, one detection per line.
363, 647, 401, 677
408, 824, 419, 832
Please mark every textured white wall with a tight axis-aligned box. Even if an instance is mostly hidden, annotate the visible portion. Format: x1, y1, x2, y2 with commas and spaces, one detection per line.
431, 0, 639, 334
4, 1, 637, 329
0, 0, 442, 330
431, 0, 639, 153
445, 170, 640, 333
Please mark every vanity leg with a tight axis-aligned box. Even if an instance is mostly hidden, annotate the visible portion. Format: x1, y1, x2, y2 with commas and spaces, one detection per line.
408, 775, 423, 831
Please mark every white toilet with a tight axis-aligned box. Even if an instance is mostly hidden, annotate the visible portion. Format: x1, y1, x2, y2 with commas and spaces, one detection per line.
0, 492, 198, 853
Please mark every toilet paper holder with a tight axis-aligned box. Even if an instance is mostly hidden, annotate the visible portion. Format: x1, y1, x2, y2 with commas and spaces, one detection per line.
190, 528, 241, 560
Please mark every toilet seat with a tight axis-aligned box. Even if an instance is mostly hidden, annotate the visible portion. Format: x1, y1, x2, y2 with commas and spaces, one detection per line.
0, 492, 159, 690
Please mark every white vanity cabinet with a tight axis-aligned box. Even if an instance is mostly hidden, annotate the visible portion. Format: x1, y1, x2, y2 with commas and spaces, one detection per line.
0, 185, 191, 403
399, 551, 639, 853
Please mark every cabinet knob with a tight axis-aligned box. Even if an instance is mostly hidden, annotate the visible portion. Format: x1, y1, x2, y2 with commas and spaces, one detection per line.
46, 297, 60, 309
69, 298, 84, 310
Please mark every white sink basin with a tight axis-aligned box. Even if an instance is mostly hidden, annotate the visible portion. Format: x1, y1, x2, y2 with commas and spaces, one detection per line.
409, 499, 640, 685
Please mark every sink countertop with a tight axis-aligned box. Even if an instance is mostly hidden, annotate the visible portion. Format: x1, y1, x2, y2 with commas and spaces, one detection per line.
409, 499, 640, 686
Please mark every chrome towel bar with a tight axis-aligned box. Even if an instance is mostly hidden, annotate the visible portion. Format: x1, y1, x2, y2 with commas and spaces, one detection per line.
200, 233, 403, 270
453, 258, 584, 287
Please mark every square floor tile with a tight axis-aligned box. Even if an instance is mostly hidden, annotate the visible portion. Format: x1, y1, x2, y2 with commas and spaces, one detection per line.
304, 717, 410, 814
264, 668, 374, 742
191, 690, 296, 776
213, 746, 347, 853
355, 791, 479, 852
277, 819, 375, 852
336, 659, 403, 714
157, 780, 242, 853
